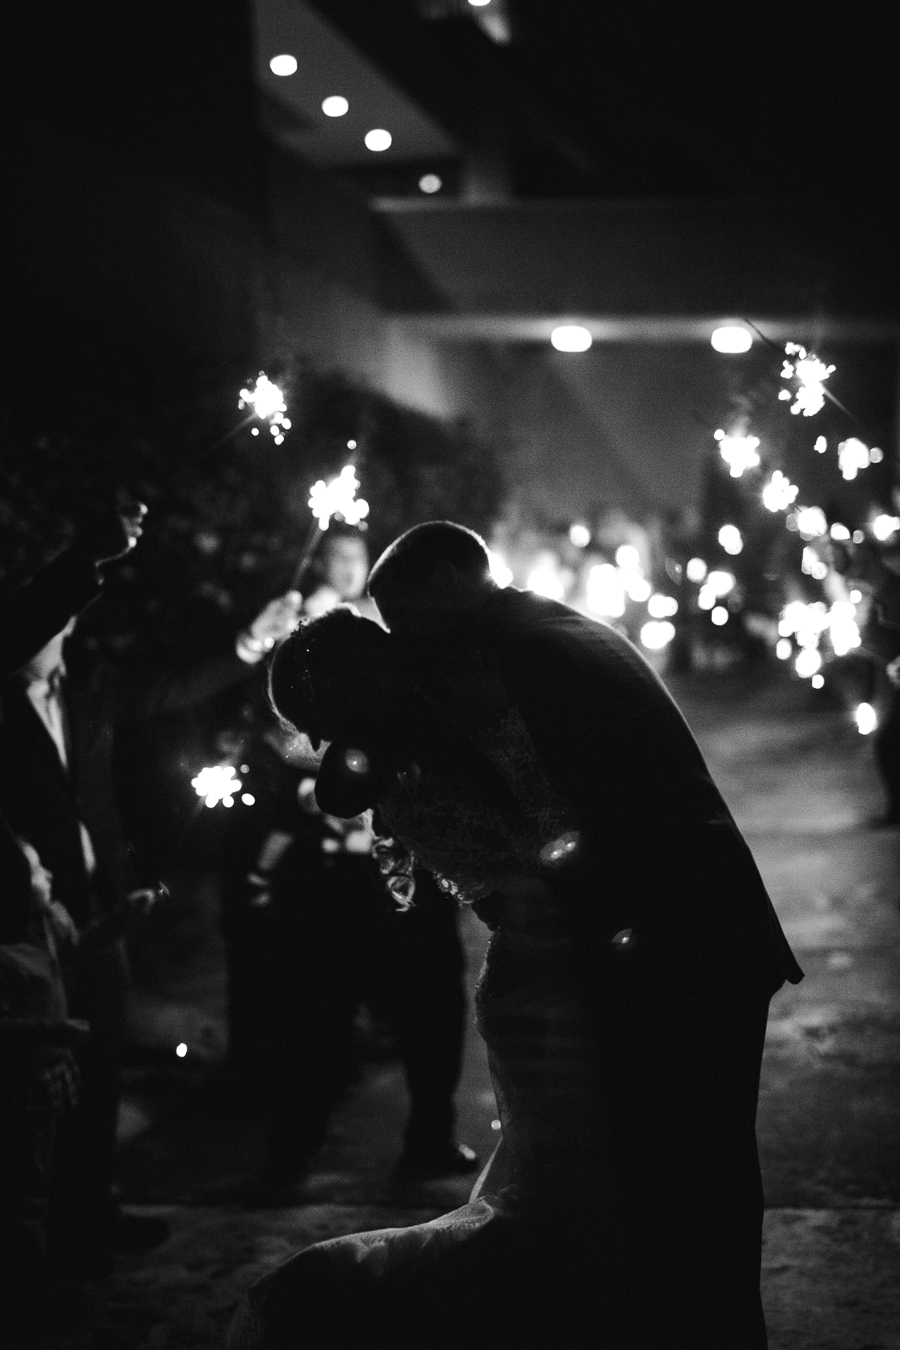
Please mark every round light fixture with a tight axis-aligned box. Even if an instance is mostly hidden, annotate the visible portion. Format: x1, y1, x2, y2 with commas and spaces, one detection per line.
322, 95, 349, 117
550, 325, 592, 353
419, 173, 442, 194
364, 128, 392, 152
710, 325, 753, 354
269, 54, 298, 77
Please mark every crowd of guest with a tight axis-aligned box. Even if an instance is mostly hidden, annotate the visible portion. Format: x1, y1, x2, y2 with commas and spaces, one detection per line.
2, 495, 898, 1346
0, 508, 478, 1346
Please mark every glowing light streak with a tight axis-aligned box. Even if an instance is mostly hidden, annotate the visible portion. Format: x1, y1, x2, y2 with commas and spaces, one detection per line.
762, 471, 799, 513
640, 620, 676, 649
191, 764, 242, 808
779, 344, 835, 417
308, 464, 369, 530
855, 703, 877, 735
838, 437, 871, 481
718, 524, 743, 556
714, 429, 760, 477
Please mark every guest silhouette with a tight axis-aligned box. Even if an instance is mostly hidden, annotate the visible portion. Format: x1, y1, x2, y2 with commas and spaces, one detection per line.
0, 505, 302, 1279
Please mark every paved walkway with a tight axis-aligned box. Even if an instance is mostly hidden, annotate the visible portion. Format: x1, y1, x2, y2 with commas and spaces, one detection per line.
57, 667, 900, 1349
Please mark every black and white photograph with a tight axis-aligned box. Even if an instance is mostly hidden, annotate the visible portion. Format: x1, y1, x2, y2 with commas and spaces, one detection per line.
1, 3, 898, 1347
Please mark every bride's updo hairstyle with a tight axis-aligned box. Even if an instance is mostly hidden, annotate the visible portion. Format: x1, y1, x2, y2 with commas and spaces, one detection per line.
268, 605, 391, 740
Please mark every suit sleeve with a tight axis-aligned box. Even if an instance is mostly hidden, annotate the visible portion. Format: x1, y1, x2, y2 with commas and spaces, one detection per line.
0, 546, 102, 679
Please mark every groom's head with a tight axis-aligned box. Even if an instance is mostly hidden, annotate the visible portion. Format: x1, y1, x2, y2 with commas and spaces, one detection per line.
368, 521, 497, 632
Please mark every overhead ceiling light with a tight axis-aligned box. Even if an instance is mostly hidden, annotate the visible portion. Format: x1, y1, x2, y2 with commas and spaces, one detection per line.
710, 325, 753, 353
468, 0, 492, 6
550, 325, 592, 353
419, 173, 442, 194
321, 95, 349, 118
364, 129, 392, 152
269, 54, 298, 77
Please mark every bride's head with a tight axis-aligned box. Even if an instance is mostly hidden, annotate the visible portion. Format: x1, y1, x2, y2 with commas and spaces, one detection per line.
269, 605, 402, 749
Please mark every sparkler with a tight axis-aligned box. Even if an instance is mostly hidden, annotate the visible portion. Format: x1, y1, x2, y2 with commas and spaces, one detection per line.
191, 764, 242, 808
239, 374, 291, 445
778, 344, 835, 417
762, 470, 799, 513
714, 429, 760, 478
291, 458, 370, 590
166, 371, 290, 493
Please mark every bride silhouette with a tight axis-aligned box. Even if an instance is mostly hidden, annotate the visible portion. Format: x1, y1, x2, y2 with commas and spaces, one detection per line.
229, 531, 800, 1349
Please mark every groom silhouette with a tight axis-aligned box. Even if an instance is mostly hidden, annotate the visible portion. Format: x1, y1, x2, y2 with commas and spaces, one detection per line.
367, 519, 802, 1350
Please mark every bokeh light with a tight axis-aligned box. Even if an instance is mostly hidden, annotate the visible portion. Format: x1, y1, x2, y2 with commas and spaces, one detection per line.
364, 129, 392, 152
710, 326, 753, 354
550, 325, 592, 353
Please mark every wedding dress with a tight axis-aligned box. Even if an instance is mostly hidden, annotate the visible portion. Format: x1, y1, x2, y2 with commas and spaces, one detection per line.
229, 676, 772, 1348
228, 876, 617, 1349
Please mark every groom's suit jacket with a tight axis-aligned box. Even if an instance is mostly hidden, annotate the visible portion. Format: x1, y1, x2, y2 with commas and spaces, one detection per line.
466, 586, 803, 996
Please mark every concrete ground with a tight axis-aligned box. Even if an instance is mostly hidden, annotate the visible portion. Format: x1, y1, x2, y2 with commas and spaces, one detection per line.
54, 666, 900, 1350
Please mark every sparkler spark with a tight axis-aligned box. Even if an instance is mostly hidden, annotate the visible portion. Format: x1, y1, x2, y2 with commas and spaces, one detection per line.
308, 464, 370, 530
191, 764, 242, 808
837, 437, 871, 481
762, 470, 799, 513
238, 374, 289, 429
779, 344, 835, 417
714, 429, 761, 477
